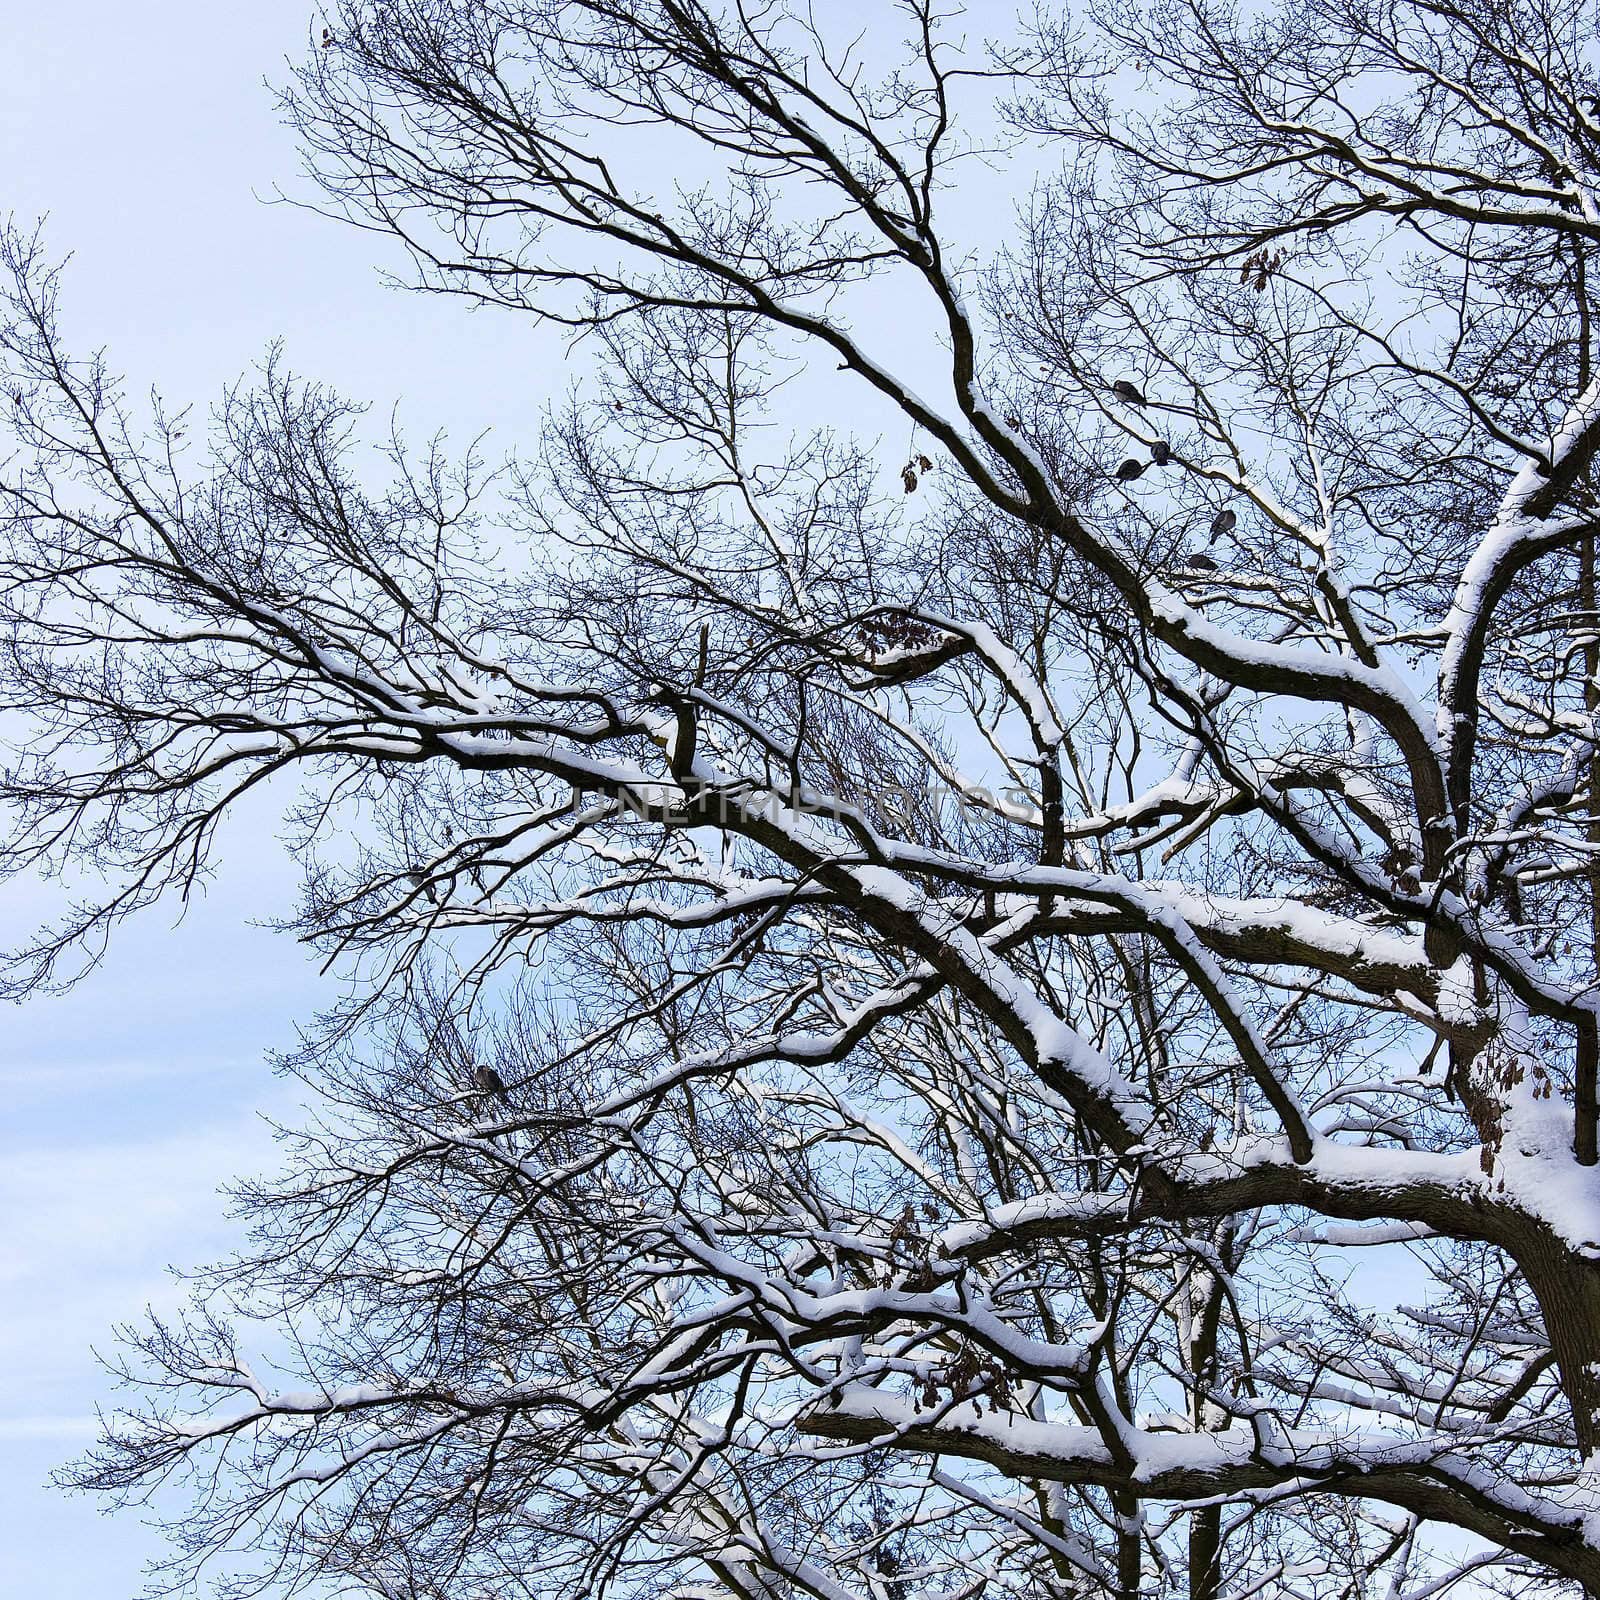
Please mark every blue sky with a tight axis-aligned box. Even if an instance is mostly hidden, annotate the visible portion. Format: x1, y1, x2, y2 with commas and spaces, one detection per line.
0, 4, 566, 1592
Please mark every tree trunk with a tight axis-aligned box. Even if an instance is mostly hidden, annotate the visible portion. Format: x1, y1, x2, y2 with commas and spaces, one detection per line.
1188, 1507, 1221, 1600
1520, 1231, 1600, 1459
1111, 1488, 1142, 1600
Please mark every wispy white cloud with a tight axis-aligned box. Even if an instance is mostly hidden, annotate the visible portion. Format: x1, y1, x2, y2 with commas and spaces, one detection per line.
4, 1054, 262, 1096
0, 1416, 102, 1441
0, 1118, 284, 1414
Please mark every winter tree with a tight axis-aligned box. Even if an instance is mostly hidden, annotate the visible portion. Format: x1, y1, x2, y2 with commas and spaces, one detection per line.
8, 0, 1600, 1592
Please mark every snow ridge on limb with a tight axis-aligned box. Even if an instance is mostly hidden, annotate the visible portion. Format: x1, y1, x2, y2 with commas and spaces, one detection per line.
804, 1391, 1600, 1589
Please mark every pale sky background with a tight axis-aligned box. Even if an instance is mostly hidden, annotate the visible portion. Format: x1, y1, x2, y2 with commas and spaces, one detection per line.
0, 4, 572, 1593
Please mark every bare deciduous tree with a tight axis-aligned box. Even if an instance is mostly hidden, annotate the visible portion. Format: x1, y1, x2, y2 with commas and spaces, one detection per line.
11, 0, 1600, 1593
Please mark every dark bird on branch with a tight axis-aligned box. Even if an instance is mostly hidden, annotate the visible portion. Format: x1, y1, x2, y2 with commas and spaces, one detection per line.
1182, 551, 1219, 571
1150, 440, 1171, 466
1209, 508, 1237, 538
1112, 379, 1148, 406
1115, 458, 1147, 482
474, 1064, 509, 1100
